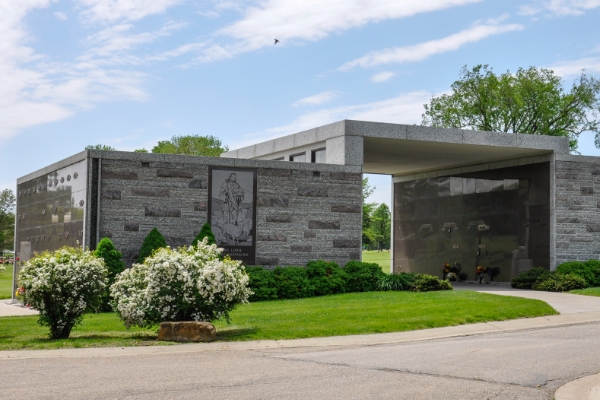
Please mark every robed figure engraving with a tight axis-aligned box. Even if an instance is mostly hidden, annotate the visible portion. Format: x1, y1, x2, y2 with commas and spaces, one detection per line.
219, 173, 245, 225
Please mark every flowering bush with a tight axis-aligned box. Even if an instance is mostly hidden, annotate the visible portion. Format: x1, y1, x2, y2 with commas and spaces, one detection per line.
18, 247, 107, 339
0, 263, 5, 274
111, 239, 252, 328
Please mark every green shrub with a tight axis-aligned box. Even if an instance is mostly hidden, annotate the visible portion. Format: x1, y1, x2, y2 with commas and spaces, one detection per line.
584, 260, 600, 286
192, 222, 216, 247
137, 227, 167, 263
411, 274, 453, 292
305, 260, 348, 296
273, 267, 314, 299
94, 238, 125, 312
343, 261, 385, 292
377, 273, 417, 291
533, 273, 587, 292
556, 261, 596, 286
246, 266, 278, 302
511, 267, 552, 289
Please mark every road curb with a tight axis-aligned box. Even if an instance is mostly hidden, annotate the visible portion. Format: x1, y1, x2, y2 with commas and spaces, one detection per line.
555, 372, 600, 399
2, 311, 600, 360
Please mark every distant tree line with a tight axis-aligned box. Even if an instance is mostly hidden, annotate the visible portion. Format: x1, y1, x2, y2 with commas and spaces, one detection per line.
362, 178, 390, 251
86, 135, 229, 157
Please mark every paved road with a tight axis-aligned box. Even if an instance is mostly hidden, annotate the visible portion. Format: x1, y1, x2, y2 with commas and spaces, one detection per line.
3, 321, 600, 399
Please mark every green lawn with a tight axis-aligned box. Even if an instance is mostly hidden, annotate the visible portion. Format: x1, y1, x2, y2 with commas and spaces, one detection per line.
362, 250, 391, 272
0, 291, 556, 350
571, 287, 600, 297
0, 264, 13, 299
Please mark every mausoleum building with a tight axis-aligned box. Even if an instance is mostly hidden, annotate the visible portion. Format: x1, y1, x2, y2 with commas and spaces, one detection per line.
13, 120, 600, 289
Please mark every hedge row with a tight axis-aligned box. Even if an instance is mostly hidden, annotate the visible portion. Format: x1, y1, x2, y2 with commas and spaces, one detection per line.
510, 260, 600, 292
246, 260, 452, 302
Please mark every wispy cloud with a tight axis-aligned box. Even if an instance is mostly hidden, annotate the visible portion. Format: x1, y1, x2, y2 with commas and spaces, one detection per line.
76, 0, 183, 23
519, 0, 600, 16
371, 71, 395, 83
187, 0, 482, 63
293, 91, 338, 107
54, 11, 68, 21
548, 57, 600, 77
340, 22, 524, 70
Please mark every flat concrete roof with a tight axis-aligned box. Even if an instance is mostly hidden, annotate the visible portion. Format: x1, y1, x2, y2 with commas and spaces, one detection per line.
222, 120, 571, 176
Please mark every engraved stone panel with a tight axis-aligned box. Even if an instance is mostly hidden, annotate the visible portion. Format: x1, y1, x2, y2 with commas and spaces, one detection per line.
309, 220, 340, 229
103, 170, 138, 180
188, 179, 207, 189
124, 223, 139, 232
331, 205, 361, 213
144, 207, 181, 217
298, 186, 328, 197
131, 188, 170, 197
101, 190, 121, 200
333, 239, 360, 248
157, 169, 194, 179
291, 245, 312, 252
266, 215, 292, 223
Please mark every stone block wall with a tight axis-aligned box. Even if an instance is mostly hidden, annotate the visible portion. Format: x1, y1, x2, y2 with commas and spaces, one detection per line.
555, 155, 600, 264
93, 151, 362, 267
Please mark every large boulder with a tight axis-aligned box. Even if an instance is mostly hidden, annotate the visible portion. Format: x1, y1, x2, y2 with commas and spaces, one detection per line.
158, 321, 216, 342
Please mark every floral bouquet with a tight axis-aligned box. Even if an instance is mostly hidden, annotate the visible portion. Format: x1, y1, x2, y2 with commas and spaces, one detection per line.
441, 263, 451, 279
446, 272, 458, 282
476, 266, 487, 284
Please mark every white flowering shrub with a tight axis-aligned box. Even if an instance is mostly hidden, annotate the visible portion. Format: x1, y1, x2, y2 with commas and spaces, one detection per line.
111, 239, 252, 328
0, 263, 5, 274
18, 247, 107, 339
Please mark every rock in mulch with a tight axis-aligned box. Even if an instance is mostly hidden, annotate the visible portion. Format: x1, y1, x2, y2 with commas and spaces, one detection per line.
158, 321, 216, 342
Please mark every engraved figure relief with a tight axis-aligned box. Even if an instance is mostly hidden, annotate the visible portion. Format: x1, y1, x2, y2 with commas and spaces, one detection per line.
210, 169, 255, 250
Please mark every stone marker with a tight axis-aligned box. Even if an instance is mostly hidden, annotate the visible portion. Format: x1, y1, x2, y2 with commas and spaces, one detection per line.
158, 321, 216, 342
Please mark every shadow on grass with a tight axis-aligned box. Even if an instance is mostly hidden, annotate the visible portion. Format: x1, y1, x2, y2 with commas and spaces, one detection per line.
216, 327, 259, 340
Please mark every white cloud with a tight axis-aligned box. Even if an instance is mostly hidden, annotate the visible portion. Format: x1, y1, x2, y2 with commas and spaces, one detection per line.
519, 0, 600, 16
187, 0, 482, 63
293, 91, 338, 107
548, 57, 600, 77
54, 11, 68, 21
237, 91, 432, 147
76, 0, 183, 22
371, 71, 395, 83
340, 22, 524, 70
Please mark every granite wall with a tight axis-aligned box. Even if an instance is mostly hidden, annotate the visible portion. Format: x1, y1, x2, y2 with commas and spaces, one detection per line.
91, 151, 362, 267
555, 154, 600, 264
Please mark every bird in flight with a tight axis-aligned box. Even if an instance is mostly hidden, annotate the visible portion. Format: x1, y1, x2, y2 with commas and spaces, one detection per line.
274, 39, 280, 45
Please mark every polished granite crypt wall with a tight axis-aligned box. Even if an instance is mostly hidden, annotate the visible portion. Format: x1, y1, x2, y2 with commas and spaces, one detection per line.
393, 162, 550, 282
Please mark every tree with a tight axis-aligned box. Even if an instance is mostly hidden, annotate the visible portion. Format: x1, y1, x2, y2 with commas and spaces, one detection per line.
94, 238, 125, 311
0, 189, 16, 253
422, 65, 600, 152
362, 178, 378, 248
86, 144, 117, 151
137, 227, 167, 263
152, 135, 229, 156
371, 204, 391, 250
192, 223, 216, 247
134, 148, 148, 153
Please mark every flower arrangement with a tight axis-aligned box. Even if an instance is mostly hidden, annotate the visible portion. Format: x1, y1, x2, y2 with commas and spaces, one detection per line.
18, 247, 107, 339
476, 266, 487, 283
111, 238, 252, 328
441, 263, 451, 279
446, 272, 458, 281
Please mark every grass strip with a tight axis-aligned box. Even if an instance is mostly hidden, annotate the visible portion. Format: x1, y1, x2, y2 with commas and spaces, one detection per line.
0, 291, 556, 350
570, 287, 600, 297
361, 251, 391, 272
0, 264, 13, 300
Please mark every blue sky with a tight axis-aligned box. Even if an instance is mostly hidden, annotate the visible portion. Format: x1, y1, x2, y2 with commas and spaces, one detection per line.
2, 0, 600, 207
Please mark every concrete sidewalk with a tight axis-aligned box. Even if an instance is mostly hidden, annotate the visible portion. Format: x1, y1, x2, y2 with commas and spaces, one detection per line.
453, 282, 600, 314
0, 300, 38, 317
